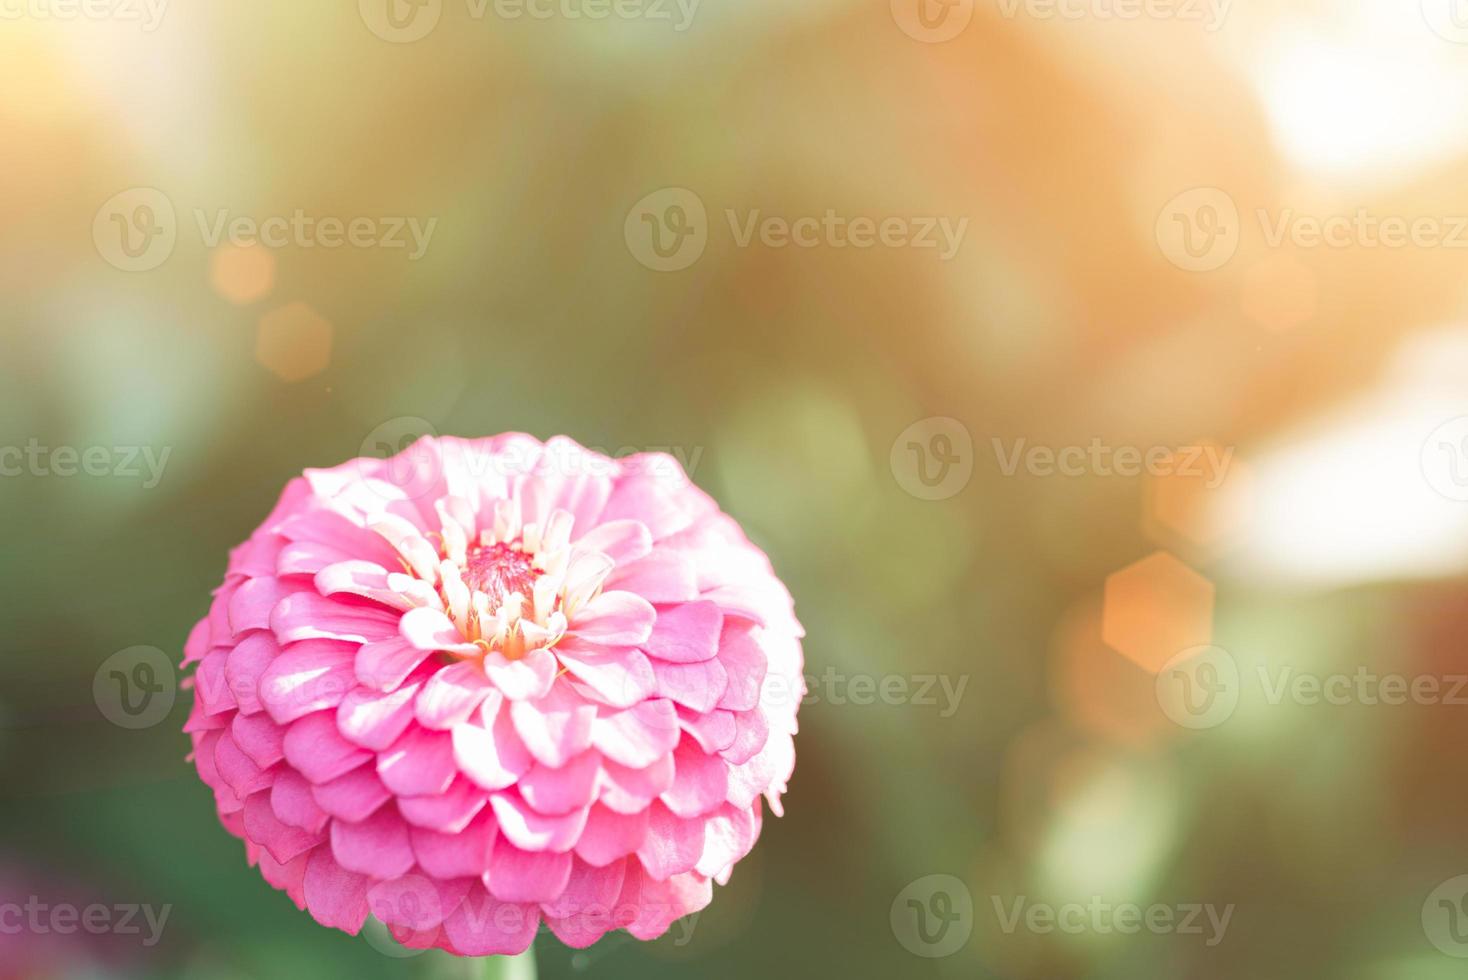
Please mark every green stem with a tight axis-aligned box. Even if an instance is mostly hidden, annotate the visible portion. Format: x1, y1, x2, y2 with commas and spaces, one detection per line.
478, 943, 537, 980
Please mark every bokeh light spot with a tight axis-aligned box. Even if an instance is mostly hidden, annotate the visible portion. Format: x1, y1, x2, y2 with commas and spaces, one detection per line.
209, 242, 276, 306
1101, 552, 1214, 674
256, 301, 332, 383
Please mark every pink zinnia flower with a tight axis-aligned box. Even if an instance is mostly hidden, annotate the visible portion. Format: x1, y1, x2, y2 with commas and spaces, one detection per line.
181, 434, 802, 954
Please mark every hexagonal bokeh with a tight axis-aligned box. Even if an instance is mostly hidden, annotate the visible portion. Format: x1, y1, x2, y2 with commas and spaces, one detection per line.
255, 301, 332, 382
209, 242, 276, 305
1101, 551, 1214, 674
1144, 443, 1255, 550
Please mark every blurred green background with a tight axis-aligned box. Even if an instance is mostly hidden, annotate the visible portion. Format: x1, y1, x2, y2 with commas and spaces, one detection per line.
7, 0, 1468, 977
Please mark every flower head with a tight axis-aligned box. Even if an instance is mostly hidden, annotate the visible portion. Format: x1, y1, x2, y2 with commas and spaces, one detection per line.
182, 434, 802, 954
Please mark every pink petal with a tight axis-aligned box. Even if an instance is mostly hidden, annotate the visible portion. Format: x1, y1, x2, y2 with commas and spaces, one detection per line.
598, 753, 675, 814
355, 635, 434, 692
635, 803, 704, 881
258, 639, 358, 725
482, 647, 557, 701
489, 792, 589, 853
224, 632, 277, 715
213, 732, 273, 798
229, 577, 303, 636
486, 838, 573, 903
660, 738, 729, 818
696, 802, 760, 878
517, 751, 600, 816
542, 859, 628, 948
652, 657, 728, 714
270, 770, 330, 833
604, 550, 698, 603
410, 809, 497, 880
272, 592, 399, 645
415, 662, 493, 729
378, 726, 457, 796
399, 606, 479, 656
574, 804, 650, 867
615, 866, 712, 941
572, 518, 652, 565
283, 711, 373, 784
591, 699, 680, 769
331, 805, 416, 879
276, 539, 354, 577
452, 695, 533, 791
721, 707, 770, 766
640, 600, 721, 663
311, 763, 391, 822
567, 591, 656, 647
336, 680, 422, 751
315, 560, 415, 611
439, 885, 538, 956
398, 777, 490, 834
600, 474, 695, 541
277, 508, 400, 569
678, 706, 736, 754
556, 640, 656, 709
510, 685, 596, 768
366, 874, 470, 936
243, 790, 323, 864
231, 710, 286, 769
303, 846, 372, 933
716, 620, 768, 712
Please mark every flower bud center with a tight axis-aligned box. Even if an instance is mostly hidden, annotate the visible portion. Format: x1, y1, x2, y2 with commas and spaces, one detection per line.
463, 542, 540, 608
